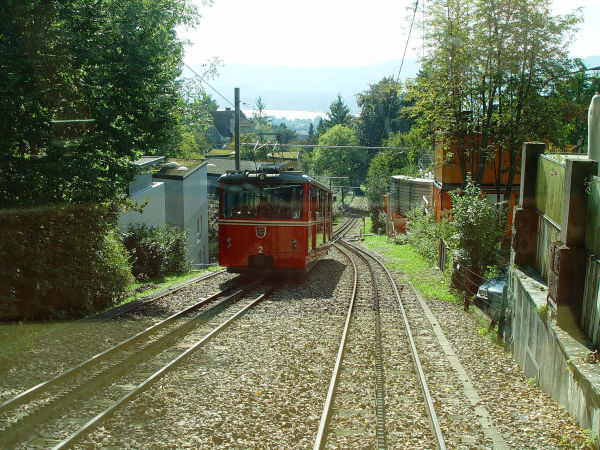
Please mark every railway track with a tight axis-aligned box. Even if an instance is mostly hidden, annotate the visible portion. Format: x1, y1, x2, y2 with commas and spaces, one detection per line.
332, 197, 365, 239
0, 277, 271, 448
314, 199, 447, 449
314, 239, 446, 449
0, 195, 514, 447
0, 269, 226, 363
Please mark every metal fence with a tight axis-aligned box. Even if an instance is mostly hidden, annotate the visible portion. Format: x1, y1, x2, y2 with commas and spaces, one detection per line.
437, 238, 449, 272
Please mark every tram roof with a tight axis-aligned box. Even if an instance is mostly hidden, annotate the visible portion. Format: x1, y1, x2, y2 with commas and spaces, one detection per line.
219, 170, 331, 193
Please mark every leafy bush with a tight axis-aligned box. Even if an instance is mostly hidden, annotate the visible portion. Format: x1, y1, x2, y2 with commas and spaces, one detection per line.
449, 179, 506, 299
0, 203, 133, 321
405, 204, 454, 262
122, 224, 190, 280
449, 179, 506, 278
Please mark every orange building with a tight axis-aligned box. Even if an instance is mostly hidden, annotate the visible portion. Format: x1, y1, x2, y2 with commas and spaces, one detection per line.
433, 135, 521, 230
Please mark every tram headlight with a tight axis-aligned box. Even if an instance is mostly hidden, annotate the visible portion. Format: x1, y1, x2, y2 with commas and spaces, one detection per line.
226, 237, 231, 248
292, 239, 297, 249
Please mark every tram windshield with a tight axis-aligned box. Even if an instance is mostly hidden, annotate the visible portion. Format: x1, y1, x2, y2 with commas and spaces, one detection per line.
221, 183, 260, 218
261, 184, 304, 219
221, 182, 304, 220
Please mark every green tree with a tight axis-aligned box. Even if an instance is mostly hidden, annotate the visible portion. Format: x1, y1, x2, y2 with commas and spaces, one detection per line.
356, 77, 406, 149
409, 0, 581, 198
252, 96, 272, 134
272, 123, 298, 144
0, 0, 198, 207
547, 59, 600, 151
311, 125, 366, 186
323, 94, 352, 130
0, 0, 199, 319
179, 85, 218, 158
365, 153, 393, 232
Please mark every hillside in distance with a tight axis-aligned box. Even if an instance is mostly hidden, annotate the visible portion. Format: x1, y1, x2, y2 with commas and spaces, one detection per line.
185, 59, 421, 114
184, 56, 600, 117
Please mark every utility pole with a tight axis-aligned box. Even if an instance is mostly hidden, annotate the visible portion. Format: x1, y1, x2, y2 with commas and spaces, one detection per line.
234, 87, 240, 170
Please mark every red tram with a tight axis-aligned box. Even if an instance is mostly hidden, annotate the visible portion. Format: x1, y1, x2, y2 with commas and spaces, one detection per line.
218, 169, 333, 273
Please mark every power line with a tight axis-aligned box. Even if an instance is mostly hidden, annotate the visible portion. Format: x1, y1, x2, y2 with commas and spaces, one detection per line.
396, 0, 420, 83
182, 62, 234, 108
238, 143, 408, 151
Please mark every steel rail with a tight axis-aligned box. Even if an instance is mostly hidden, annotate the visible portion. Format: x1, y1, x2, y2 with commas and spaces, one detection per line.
345, 241, 447, 450
0, 284, 263, 447
1, 278, 267, 447
0, 281, 241, 416
0, 269, 227, 359
313, 243, 358, 450
53, 288, 273, 449
93, 269, 228, 321
332, 198, 365, 240
339, 240, 387, 449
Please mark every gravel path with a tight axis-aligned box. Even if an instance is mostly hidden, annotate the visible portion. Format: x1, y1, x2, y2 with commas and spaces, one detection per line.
1, 228, 590, 448
77, 251, 352, 448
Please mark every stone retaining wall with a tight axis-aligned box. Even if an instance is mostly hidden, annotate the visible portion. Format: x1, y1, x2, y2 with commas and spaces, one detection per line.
511, 266, 600, 433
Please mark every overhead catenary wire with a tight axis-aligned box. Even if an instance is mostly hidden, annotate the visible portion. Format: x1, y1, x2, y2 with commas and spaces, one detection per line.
395, 0, 420, 84
238, 143, 408, 151
182, 62, 235, 108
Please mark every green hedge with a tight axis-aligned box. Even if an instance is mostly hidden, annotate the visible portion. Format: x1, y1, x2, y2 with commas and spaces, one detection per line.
0, 203, 132, 321
121, 224, 190, 280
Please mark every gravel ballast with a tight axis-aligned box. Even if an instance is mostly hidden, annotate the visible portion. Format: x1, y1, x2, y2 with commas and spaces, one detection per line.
1, 241, 591, 448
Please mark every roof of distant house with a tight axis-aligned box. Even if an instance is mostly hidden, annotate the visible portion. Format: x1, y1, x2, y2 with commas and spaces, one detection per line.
210, 109, 253, 138
153, 158, 206, 180
205, 158, 258, 175
206, 149, 235, 158
264, 151, 299, 160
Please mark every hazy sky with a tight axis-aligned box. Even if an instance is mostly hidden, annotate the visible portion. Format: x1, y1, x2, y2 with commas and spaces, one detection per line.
179, 0, 600, 68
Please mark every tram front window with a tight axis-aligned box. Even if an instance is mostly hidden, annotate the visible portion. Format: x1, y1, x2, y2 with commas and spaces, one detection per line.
221, 183, 259, 218
261, 184, 303, 219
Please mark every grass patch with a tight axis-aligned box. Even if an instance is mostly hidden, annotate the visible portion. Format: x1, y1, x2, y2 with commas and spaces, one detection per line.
361, 217, 459, 304
120, 268, 219, 306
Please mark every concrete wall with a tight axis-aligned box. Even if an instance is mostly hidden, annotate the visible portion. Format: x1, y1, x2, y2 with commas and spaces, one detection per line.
118, 181, 166, 229
511, 266, 600, 432
161, 166, 209, 265
390, 175, 433, 216
183, 165, 208, 265
163, 179, 184, 228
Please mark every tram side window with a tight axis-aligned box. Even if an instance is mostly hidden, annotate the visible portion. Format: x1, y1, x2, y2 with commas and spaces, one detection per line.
221, 183, 259, 218
310, 187, 318, 215
262, 184, 304, 219
319, 190, 326, 216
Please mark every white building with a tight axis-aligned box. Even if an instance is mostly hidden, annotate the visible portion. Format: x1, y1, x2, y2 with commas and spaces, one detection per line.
119, 156, 166, 228
119, 157, 209, 266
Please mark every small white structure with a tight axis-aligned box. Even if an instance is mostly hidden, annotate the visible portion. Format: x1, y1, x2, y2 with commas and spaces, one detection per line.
119, 156, 166, 228
154, 159, 209, 265
119, 157, 209, 266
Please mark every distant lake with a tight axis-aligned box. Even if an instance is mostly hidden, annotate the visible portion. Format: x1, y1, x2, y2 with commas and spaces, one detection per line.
243, 109, 326, 121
